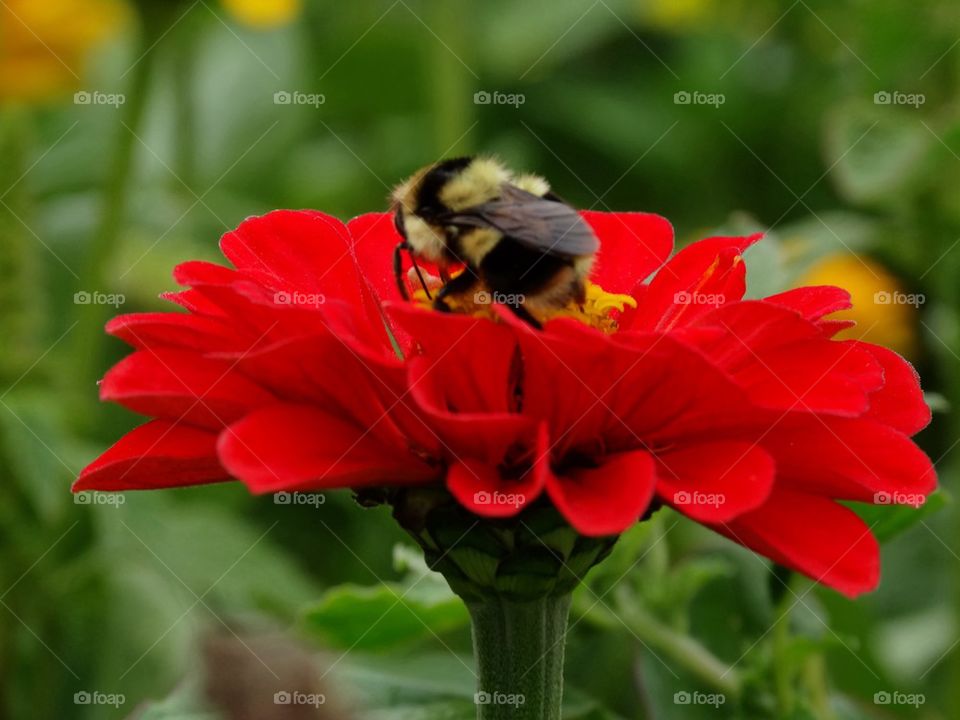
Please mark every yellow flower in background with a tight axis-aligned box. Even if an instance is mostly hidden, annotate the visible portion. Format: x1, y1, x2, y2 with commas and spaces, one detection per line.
643, 0, 713, 30
0, 0, 126, 104
220, 0, 301, 28
796, 253, 921, 359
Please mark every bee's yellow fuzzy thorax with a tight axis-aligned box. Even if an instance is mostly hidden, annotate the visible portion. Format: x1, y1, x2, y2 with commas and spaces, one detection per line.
411, 272, 636, 334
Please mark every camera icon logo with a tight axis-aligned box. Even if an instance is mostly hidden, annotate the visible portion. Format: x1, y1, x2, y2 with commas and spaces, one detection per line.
474, 91, 492, 105
274, 492, 292, 505
473, 491, 491, 505
474, 691, 491, 705
674, 691, 691, 705
74, 691, 91, 704
274, 691, 292, 704
74, 91, 92, 105
274, 91, 292, 105
673, 490, 691, 505
873, 91, 891, 105
874, 691, 891, 705
674, 91, 691, 105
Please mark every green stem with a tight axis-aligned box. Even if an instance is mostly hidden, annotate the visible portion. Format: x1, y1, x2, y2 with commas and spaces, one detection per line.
467, 594, 571, 720
426, 0, 474, 154
69, 9, 164, 432
596, 587, 742, 698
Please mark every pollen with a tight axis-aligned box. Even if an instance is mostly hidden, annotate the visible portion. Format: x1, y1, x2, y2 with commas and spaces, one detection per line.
410, 269, 636, 333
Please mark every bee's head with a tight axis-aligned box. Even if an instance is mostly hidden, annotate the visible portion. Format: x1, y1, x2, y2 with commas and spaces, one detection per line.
392, 156, 505, 263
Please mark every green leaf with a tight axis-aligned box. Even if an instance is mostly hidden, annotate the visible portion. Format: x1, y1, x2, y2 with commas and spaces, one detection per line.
826, 103, 932, 206
300, 582, 469, 651
850, 489, 949, 543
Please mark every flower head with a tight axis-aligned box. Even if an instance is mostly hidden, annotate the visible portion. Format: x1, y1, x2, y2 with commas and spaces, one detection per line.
76, 207, 935, 597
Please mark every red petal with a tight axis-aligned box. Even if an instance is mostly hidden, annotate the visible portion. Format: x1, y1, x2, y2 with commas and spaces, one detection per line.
546, 449, 657, 536
516, 322, 751, 454
74, 420, 227, 491
764, 286, 852, 320
446, 424, 549, 519
683, 301, 883, 416
657, 442, 775, 522
761, 415, 936, 503
230, 332, 441, 457
714, 490, 880, 597
857, 342, 931, 435
582, 211, 674, 294
107, 312, 249, 353
220, 210, 354, 295
347, 213, 405, 303
631, 234, 762, 332
100, 349, 275, 429
218, 404, 437, 493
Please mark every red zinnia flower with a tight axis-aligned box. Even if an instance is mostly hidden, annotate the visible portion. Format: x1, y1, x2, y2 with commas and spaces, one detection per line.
75, 208, 935, 597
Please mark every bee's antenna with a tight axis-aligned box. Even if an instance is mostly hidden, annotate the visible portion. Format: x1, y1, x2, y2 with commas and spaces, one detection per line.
393, 242, 432, 301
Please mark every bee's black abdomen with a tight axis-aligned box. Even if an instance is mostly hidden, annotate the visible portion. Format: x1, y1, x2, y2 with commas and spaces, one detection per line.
479, 236, 575, 302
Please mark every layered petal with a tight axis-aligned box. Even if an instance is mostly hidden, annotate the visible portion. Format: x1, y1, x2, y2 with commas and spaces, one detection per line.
74, 420, 227, 491
218, 404, 437, 493
583, 211, 673, 294
714, 490, 880, 598
100, 349, 275, 430
546, 449, 657, 536
629, 233, 761, 332
657, 442, 775, 522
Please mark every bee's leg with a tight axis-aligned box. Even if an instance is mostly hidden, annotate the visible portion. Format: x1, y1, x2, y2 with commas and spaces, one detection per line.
432, 267, 478, 313
504, 301, 542, 330
393, 242, 410, 300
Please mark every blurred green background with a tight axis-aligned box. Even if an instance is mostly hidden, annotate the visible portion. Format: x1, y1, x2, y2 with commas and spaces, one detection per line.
1, 0, 958, 717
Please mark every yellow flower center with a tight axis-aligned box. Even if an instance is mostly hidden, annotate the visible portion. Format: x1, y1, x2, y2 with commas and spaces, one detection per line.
410, 271, 636, 333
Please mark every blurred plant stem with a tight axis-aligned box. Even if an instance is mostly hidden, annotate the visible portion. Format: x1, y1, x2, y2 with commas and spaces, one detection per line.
426, 0, 474, 155
578, 588, 742, 698
0, 107, 43, 383
173, 8, 202, 193
772, 587, 796, 715
69, 4, 174, 434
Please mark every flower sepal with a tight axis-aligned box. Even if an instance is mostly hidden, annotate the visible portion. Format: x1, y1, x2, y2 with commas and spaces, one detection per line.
389, 487, 618, 603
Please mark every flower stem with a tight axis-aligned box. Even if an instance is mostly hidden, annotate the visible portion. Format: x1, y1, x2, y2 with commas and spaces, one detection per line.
467, 594, 571, 720
70, 6, 166, 432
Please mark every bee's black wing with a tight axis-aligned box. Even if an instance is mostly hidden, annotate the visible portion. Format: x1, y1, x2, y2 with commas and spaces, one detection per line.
446, 184, 598, 257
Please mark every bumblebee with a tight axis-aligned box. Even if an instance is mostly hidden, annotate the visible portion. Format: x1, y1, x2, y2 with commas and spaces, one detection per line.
391, 157, 598, 327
